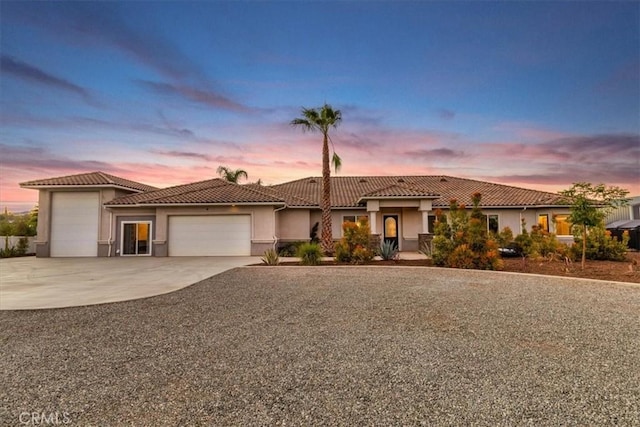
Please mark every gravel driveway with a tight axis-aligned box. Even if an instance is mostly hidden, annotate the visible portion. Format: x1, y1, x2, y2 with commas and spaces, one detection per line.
1, 267, 639, 425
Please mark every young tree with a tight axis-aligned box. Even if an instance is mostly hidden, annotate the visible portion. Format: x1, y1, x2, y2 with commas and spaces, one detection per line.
558, 182, 629, 269
290, 104, 342, 254
216, 166, 248, 183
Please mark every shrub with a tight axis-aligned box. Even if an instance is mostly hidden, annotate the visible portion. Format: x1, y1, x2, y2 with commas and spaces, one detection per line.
509, 219, 568, 262
379, 240, 399, 260
571, 225, 629, 261
431, 196, 503, 270
353, 244, 375, 263
297, 242, 323, 266
278, 241, 306, 257
334, 240, 351, 263
261, 248, 280, 265
334, 219, 375, 264
309, 222, 320, 244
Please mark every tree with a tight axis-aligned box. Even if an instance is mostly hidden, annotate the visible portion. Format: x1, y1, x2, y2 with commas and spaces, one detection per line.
216, 166, 248, 183
290, 104, 342, 254
558, 182, 629, 269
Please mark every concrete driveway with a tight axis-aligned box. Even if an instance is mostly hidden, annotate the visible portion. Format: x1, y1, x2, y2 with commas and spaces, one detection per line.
0, 256, 258, 310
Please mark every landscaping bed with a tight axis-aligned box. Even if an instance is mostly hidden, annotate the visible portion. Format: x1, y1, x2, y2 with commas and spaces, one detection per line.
275, 251, 640, 284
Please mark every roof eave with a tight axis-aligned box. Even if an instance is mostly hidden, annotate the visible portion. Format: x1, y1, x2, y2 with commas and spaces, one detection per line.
20, 183, 148, 193
357, 195, 439, 204
105, 201, 286, 208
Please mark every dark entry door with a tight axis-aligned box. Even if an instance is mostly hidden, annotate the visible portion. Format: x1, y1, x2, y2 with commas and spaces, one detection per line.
383, 215, 399, 249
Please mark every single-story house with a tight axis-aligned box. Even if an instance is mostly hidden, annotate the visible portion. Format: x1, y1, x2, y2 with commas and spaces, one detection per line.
20, 171, 573, 257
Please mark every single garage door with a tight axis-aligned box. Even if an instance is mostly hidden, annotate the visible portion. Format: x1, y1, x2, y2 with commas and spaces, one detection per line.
51, 192, 100, 257
168, 215, 251, 256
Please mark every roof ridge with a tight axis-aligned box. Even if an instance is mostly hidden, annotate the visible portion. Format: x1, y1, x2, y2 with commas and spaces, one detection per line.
237, 183, 286, 202
136, 179, 230, 203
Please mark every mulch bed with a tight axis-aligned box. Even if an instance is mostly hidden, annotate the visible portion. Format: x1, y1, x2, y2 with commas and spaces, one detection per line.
271, 252, 640, 284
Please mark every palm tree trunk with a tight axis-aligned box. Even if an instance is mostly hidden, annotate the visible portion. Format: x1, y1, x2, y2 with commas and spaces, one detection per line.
321, 132, 333, 255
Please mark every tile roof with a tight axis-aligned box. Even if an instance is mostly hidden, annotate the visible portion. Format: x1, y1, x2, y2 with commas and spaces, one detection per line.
20, 171, 157, 193
268, 176, 567, 208
21, 171, 567, 208
359, 183, 439, 199
106, 178, 285, 206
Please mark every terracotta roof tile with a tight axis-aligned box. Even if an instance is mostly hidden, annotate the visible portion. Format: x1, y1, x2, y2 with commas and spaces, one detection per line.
106, 178, 285, 205
20, 171, 157, 193
269, 176, 566, 208
360, 183, 439, 199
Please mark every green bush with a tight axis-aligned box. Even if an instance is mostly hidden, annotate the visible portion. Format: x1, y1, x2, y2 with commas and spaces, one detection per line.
278, 241, 306, 257
296, 242, 323, 266
571, 225, 628, 261
334, 219, 375, 264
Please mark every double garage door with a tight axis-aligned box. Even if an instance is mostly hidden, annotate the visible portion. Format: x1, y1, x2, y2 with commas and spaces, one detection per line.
168, 215, 251, 256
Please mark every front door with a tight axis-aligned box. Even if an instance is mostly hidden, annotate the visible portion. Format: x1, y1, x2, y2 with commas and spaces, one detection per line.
383, 215, 399, 249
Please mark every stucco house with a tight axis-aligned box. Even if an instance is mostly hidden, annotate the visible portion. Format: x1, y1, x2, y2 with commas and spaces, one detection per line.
20, 171, 572, 257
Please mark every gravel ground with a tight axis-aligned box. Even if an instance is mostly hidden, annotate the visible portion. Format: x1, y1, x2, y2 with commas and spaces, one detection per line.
1, 267, 639, 426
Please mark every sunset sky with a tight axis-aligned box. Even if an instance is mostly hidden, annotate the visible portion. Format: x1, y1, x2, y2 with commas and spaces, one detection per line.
1, 1, 639, 212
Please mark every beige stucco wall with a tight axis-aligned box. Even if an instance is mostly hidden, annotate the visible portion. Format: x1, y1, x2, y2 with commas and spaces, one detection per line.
276, 209, 310, 241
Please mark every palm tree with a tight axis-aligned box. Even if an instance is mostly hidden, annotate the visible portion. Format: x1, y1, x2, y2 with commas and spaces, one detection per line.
290, 104, 342, 254
216, 166, 248, 183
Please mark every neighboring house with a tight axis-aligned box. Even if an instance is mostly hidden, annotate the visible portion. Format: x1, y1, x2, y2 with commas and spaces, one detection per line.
605, 196, 640, 224
20, 171, 573, 257
606, 196, 640, 251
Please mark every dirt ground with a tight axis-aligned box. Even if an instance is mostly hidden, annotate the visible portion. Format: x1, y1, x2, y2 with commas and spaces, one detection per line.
279, 252, 640, 284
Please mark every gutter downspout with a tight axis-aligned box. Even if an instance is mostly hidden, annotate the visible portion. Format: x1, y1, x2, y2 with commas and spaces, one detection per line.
520, 206, 527, 233
272, 205, 287, 250
107, 210, 113, 257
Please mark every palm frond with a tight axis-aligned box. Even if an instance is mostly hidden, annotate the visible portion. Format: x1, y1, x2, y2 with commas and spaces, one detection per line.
332, 152, 342, 174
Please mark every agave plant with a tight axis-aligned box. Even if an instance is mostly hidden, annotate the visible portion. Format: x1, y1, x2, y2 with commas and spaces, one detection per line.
379, 240, 399, 261
261, 248, 280, 266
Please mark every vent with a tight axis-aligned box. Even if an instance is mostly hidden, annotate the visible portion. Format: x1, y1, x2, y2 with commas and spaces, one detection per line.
397, 178, 405, 183
440, 178, 448, 182
359, 178, 368, 183
308, 179, 317, 184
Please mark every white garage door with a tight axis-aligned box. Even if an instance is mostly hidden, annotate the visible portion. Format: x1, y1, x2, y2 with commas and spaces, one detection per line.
168, 215, 251, 256
51, 192, 100, 257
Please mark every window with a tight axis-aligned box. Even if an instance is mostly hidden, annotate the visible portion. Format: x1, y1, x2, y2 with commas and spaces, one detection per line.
121, 221, 152, 255
428, 215, 436, 233
342, 215, 369, 225
481, 214, 499, 233
553, 215, 572, 235
538, 214, 549, 232
488, 215, 499, 233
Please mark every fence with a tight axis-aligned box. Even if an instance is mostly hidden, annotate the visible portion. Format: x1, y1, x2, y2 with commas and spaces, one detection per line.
0, 236, 37, 254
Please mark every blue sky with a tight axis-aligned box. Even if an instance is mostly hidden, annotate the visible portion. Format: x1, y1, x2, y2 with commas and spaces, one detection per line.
1, 1, 639, 211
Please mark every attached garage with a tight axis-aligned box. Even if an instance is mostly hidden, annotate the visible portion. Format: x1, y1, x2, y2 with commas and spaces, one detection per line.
168, 215, 251, 256
50, 192, 100, 257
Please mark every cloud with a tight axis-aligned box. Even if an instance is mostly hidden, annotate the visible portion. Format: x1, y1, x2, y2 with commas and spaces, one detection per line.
436, 109, 456, 120
151, 150, 211, 161
1, 55, 91, 101
404, 148, 464, 159
4, 3, 201, 81
475, 133, 640, 192
137, 80, 253, 113
0, 143, 116, 172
